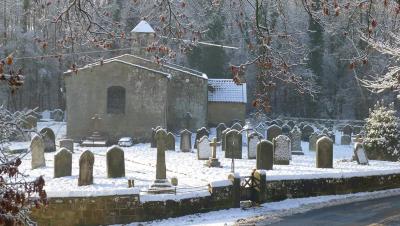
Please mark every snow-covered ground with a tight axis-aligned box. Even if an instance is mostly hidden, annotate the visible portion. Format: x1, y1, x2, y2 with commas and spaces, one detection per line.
11, 121, 400, 198
113, 188, 400, 226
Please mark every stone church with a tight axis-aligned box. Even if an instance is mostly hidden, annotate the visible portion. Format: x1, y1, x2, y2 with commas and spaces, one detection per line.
64, 21, 246, 142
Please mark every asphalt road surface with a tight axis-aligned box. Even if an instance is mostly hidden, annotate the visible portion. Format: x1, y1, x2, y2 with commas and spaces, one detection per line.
250, 195, 400, 226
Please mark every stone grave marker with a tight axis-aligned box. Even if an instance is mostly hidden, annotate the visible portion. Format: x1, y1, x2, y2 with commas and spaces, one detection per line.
106, 146, 125, 178
341, 135, 351, 145
31, 135, 45, 169
267, 125, 282, 142
231, 122, 243, 131
40, 128, 56, 153
225, 129, 242, 159
166, 132, 175, 151
256, 140, 273, 170
248, 132, 262, 159
221, 128, 231, 151
342, 124, 353, 136
194, 127, 209, 149
216, 123, 227, 142
53, 109, 64, 122
287, 120, 295, 129
354, 142, 368, 165
207, 138, 221, 167
301, 125, 314, 141
273, 135, 291, 165
197, 136, 211, 160
78, 150, 95, 186
316, 136, 333, 168
59, 139, 74, 153
54, 148, 72, 178
309, 132, 320, 151
290, 127, 303, 155
281, 124, 291, 136
180, 129, 192, 152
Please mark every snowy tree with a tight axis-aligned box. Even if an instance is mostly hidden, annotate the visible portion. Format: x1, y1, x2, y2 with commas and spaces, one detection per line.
364, 101, 400, 161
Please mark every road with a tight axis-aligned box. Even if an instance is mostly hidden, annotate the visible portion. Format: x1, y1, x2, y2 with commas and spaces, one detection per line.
244, 195, 400, 226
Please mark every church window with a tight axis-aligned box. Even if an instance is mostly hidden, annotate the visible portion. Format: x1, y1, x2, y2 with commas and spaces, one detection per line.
107, 86, 126, 114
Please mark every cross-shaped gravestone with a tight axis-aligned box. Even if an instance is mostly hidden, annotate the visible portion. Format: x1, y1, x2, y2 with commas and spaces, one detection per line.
91, 114, 102, 132
206, 138, 222, 167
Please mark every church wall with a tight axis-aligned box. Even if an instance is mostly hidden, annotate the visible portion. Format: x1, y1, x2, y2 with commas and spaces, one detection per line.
65, 62, 168, 142
207, 102, 246, 127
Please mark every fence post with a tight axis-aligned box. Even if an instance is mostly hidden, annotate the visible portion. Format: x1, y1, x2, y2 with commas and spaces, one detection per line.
254, 170, 267, 203
228, 173, 241, 208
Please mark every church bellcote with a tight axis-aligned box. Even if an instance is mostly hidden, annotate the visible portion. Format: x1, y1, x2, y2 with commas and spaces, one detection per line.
130, 20, 155, 57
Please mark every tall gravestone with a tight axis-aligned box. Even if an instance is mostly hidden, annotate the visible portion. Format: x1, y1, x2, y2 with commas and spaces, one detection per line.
225, 129, 242, 159
166, 132, 175, 151
54, 148, 72, 178
31, 135, 46, 169
290, 127, 303, 155
316, 136, 333, 168
221, 128, 231, 151
301, 125, 314, 141
273, 135, 291, 165
256, 140, 273, 170
40, 128, 56, 153
197, 136, 211, 160
194, 127, 209, 149
59, 139, 74, 153
180, 129, 192, 152
267, 125, 282, 142
106, 146, 125, 178
216, 123, 227, 142
78, 150, 95, 186
248, 132, 262, 159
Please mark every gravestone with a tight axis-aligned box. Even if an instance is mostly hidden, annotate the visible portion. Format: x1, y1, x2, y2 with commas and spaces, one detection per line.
151, 126, 161, 148
342, 124, 353, 136
54, 148, 72, 178
273, 135, 291, 165
194, 127, 209, 149
275, 119, 284, 126
290, 127, 303, 155
180, 129, 192, 152
309, 132, 320, 151
225, 129, 242, 159
31, 135, 46, 169
78, 150, 95, 186
53, 109, 64, 122
316, 136, 333, 168
149, 129, 173, 193
354, 142, 368, 165
40, 128, 56, 153
207, 138, 221, 167
197, 136, 211, 160
267, 125, 282, 142
221, 128, 231, 151
248, 132, 262, 159
301, 125, 314, 141
166, 132, 175, 151
216, 123, 227, 142
298, 122, 305, 130
341, 135, 351, 145
231, 122, 243, 131
281, 124, 291, 136
256, 140, 273, 170
287, 121, 295, 129
59, 139, 74, 153
106, 146, 125, 178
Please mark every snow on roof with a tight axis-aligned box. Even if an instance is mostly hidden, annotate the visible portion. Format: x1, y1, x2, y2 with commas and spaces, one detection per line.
208, 79, 247, 103
131, 20, 155, 33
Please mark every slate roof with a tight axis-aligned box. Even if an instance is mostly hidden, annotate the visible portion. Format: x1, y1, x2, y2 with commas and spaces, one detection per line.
208, 79, 247, 103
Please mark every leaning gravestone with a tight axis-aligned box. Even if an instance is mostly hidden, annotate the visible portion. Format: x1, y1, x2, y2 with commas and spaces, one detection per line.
180, 129, 192, 152
225, 129, 242, 159
301, 125, 314, 141
256, 140, 274, 170
216, 123, 227, 142
316, 136, 333, 168
166, 132, 175, 151
31, 135, 46, 169
273, 135, 291, 165
78, 150, 95, 186
267, 125, 282, 142
40, 128, 56, 153
106, 146, 125, 178
354, 142, 368, 165
342, 124, 353, 136
151, 126, 162, 148
54, 148, 72, 178
197, 136, 211, 160
59, 139, 74, 153
248, 132, 262, 159
281, 124, 291, 136
194, 127, 209, 149
290, 127, 303, 155
221, 128, 231, 151
231, 122, 243, 131
341, 135, 351, 145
